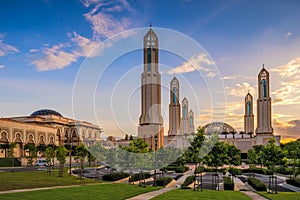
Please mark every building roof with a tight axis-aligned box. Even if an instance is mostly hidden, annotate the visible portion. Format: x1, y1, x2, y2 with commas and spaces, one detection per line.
30, 109, 63, 117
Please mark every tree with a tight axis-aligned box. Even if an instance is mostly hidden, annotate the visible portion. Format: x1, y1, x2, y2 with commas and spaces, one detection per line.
36, 144, 47, 157
247, 132, 253, 138
56, 146, 68, 177
8, 143, 16, 171
129, 135, 133, 140
253, 145, 265, 168
125, 134, 129, 141
262, 139, 286, 174
230, 130, 237, 139
205, 141, 228, 171
247, 148, 257, 171
75, 144, 88, 179
283, 140, 300, 177
0, 143, 10, 158
239, 131, 245, 138
45, 146, 56, 175
24, 143, 36, 169
87, 151, 96, 166
221, 131, 229, 139
227, 144, 241, 168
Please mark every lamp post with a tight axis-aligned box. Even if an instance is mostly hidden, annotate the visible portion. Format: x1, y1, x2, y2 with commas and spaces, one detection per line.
153, 134, 158, 186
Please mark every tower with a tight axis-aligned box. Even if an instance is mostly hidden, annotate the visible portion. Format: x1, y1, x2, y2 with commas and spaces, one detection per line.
180, 97, 189, 135
189, 110, 195, 135
255, 66, 273, 134
168, 77, 181, 136
138, 26, 164, 149
244, 92, 254, 135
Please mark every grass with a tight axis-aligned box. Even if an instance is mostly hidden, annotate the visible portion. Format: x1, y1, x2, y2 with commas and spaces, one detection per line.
152, 189, 252, 200
0, 170, 96, 191
0, 183, 160, 200
259, 192, 300, 200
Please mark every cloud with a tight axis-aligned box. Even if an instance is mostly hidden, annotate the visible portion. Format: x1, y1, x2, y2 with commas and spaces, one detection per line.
30, 44, 78, 71
226, 82, 256, 97
273, 118, 300, 138
69, 32, 100, 57
82, 0, 134, 40
167, 53, 215, 77
0, 65, 4, 69
0, 37, 19, 57
271, 57, 300, 105
29, 49, 38, 53
286, 32, 292, 38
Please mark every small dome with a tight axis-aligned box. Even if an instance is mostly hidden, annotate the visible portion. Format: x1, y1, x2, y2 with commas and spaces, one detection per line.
30, 109, 63, 117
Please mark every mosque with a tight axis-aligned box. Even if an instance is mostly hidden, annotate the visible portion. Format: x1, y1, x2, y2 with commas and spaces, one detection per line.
138, 26, 280, 153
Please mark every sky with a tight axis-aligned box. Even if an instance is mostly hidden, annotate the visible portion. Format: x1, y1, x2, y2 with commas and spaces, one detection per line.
1, 0, 300, 139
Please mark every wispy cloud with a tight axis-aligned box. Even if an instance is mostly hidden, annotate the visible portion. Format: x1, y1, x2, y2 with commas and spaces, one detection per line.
286, 32, 292, 38
271, 57, 300, 105
0, 65, 4, 69
226, 82, 256, 97
82, 0, 134, 40
167, 53, 216, 77
273, 118, 300, 138
0, 35, 19, 57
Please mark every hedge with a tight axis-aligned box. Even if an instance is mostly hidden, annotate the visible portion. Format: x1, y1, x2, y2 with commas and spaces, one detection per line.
286, 177, 300, 188
129, 172, 151, 182
175, 166, 189, 173
223, 177, 234, 190
182, 175, 195, 187
102, 172, 129, 181
0, 158, 21, 167
156, 177, 173, 186
228, 167, 242, 176
247, 177, 267, 191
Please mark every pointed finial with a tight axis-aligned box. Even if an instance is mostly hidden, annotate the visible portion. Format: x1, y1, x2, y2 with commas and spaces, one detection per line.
262, 64, 264, 68
149, 22, 152, 28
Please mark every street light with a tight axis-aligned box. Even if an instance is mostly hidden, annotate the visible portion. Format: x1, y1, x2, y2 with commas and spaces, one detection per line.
153, 134, 158, 186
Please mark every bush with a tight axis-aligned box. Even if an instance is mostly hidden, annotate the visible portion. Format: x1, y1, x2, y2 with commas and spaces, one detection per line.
164, 164, 178, 171
286, 178, 300, 188
175, 166, 189, 173
195, 166, 205, 173
228, 167, 242, 176
181, 186, 192, 189
182, 175, 195, 186
102, 172, 129, 181
129, 172, 151, 182
242, 167, 265, 174
155, 177, 173, 186
275, 166, 293, 175
223, 177, 234, 190
247, 177, 267, 191
0, 158, 21, 167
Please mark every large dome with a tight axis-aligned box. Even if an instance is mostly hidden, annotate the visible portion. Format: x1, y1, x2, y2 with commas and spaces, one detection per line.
30, 109, 63, 117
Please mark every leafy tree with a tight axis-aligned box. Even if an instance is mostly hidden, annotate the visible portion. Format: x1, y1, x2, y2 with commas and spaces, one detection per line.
87, 151, 96, 166
205, 141, 228, 171
125, 134, 129, 140
283, 140, 300, 177
24, 143, 36, 169
123, 138, 149, 153
262, 139, 286, 174
129, 135, 133, 140
75, 144, 88, 179
247, 148, 257, 170
0, 143, 10, 158
227, 144, 241, 168
45, 146, 56, 175
221, 131, 229, 139
253, 145, 265, 168
247, 131, 254, 138
8, 143, 16, 170
36, 144, 47, 157
56, 146, 68, 177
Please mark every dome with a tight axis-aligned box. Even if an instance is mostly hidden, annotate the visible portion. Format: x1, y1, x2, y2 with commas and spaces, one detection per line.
30, 109, 63, 117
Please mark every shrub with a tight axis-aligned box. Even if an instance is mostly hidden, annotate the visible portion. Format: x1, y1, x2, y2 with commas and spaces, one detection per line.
223, 177, 234, 190
228, 167, 242, 176
181, 186, 192, 189
102, 172, 129, 181
0, 158, 21, 167
195, 166, 205, 173
275, 166, 293, 175
175, 166, 189, 173
155, 177, 173, 186
129, 172, 151, 182
247, 177, 267, 191
182, 175, 195, 187
286, 178, 300, 188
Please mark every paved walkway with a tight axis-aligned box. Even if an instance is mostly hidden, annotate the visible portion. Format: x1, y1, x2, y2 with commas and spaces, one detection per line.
241, 191, 268, 200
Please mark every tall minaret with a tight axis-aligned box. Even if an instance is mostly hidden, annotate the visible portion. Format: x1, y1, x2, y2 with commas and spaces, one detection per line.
189, 110, 195, 135
244, 92, 254, 135
168, 77, 181, 136
255, 66, 273, 134
180, 97, 190, 135
138, 25, 164, 149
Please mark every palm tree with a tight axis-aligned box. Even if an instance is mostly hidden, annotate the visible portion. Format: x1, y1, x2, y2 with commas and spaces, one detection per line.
221, 131, 229, 139
247, 131, 253, 138
239, 131, 245, 138
230, 130, 237, 139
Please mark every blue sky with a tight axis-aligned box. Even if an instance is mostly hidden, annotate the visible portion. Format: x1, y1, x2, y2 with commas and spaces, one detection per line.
1, 0, 300, 139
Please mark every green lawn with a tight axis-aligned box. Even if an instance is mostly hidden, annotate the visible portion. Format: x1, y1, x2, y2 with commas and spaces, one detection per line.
0, 171, 96, 191
259, 192, 300, 200
152, 189, 252, 200
0, 184, 160, 200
